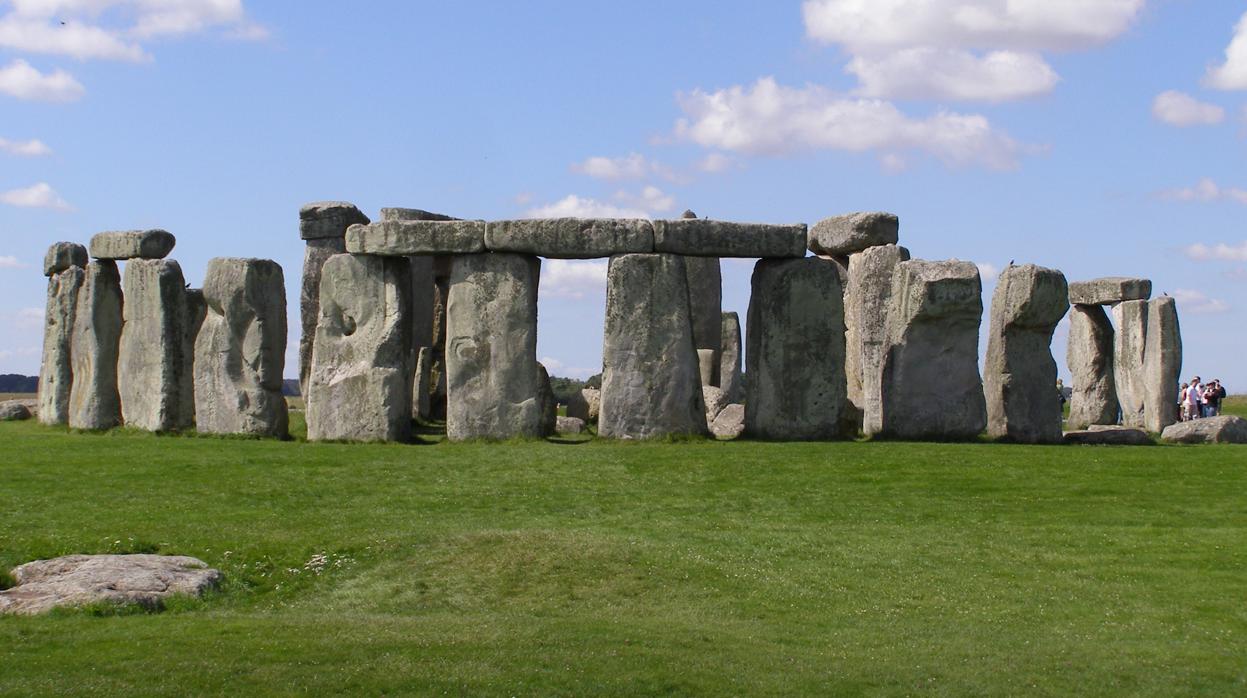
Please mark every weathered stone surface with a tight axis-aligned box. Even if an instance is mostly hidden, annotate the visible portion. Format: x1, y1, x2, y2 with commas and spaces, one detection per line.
697, 349, 719, 387
192, 258, 288, 437
38, 266, 84, 425
1161, 415, 1247, 444
485, 218, 653, 258
599, 254, 708, 439
0, 554, 220, 615
413, 346, 433, 420
537, 362, 557, 437
118, 260, 192, 431
685, 256, 722, 357
1112, 300, 1148, 428
428, 267, 452, 421
88, 230, 176, 260
380, 208, 456, 223
299, 237, 345, 397
556, 416, 585, 434
745, 257, 848, 440
346, 220, 486, 256
68, 260, 122, 430
1068, 277, 1151, 306
846, 244, 910, 434
878, 260, 986, 440
1142, 296, 1182, 433
306, 254, 412, 442
653, 219, 807, 258
808, 212, 899, 257
566, 387, 600, 423
1063, 425, 1153, 446
182, 289, 206, 426
711, 403, 745, 439
719, 312, 744, 403
299, 201, 369, 240
984, 264, 1069, 444
0, 400, 32, 421
1066, 304, 1118, 429
703, 384, 729, 428
43, 242, 87, 276
445, 253, 544, 441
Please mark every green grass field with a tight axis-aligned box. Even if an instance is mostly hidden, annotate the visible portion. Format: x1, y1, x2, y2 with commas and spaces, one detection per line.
2, 411, 1246, 696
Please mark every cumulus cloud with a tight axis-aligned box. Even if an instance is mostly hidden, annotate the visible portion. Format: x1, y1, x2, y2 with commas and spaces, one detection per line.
1158, 178, 1247, 204
1151, 90, 1225, 127
0, 137, 52, 156
538, 356, 598, 380
695, 152, 736, 173
524, 195, 649, 219
540, 259, 608, 300
0, 15, 147, 61
1184, 240, 1247, 262
0, 182, 72, 209
674, 77, 1029, 170
1171, 289, 1230, 314
613, 185, 675, 213
848, 48, 1058, 102
1205, 10, 1247, 90
0, 255, 26, 268
0, 59, 84, 101
572, 153, 650, 180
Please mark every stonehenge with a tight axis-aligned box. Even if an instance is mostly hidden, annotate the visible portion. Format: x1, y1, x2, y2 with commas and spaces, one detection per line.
1142, 296, 1181, 434
719, 312, 743, 403
845, 244, 910, 434
685, 255, 723, 385
298, 202, 370, 397
808, 212, 899, 257
68, 260, 123, 430
118, 258, 193, 432
89, 230, 176, 261
1112, 300, 1149, 428
1066, 305, 1117, 429
38, 249, 85, 425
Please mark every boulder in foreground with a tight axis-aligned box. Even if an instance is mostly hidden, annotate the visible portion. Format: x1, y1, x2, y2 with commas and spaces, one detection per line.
1161, 416, 1247, 444
0, 554, 221, 615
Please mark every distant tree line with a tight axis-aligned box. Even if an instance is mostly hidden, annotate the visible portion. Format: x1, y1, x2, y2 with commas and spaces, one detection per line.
0, 374, 38, 392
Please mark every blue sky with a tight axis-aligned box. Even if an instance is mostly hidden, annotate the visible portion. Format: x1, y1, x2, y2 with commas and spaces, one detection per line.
2, 1, 1246, 388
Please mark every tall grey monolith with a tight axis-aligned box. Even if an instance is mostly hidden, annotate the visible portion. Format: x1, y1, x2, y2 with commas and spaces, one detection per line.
118, 259, 192, 431
181, 288, 206, 426
193, 258, 288, 437
846, 244, 910, 434
38, 245, 86, 425
599, 253, 708, 439
413, 345, 433, 420
984, 264, 1069, 443
1143, 296, 1182, 433
1066, 305, 1117, 429
1112, 300, 1148, 428
745, 257, 848, 440
68, 260, 122, 430
298, 202, 369, 398
719, 312, 743, 403
445, 253, 545, 441
685, 255, 722, 381
878, 260, 986, 440
306, 254, 412, 442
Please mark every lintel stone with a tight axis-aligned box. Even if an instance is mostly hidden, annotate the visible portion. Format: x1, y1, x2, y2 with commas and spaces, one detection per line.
652, 219, 807, 258
89, 230, 175, 260
485, 218, 653, 258
345, 220, 486, 256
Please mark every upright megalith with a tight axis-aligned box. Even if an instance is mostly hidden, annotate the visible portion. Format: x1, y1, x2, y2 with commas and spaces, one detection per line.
719, 312, 743, 403
298, 202, 369, 397
685, 255, 722, 384
1066, 304, 1118, 429
1143, 296, 1182, 433
1112, 300, 1148, 428
88, 230, 176, 260
118, 259, 192, 431
808, 212, 899, 257
983, 264, 1070, 443
445, 253, 545, 441
69, 260, 122, 430
38, 243, 87, 425
306, 254, 412, 442
413, 346, 433, 421
878, 260, 986, 440
193, 258, 288, 437
744, 257, 848, 440
182, 289, 206, 426
846, 244, 910, 434
599, 253, 708, 439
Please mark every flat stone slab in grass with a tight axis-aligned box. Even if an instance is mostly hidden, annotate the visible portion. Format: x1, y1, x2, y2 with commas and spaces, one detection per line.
345, 220, 486, 256
0, 554, 221, 615
1161, 416, 1247, 444
1063, 426, 1153, 446
88, 230, 176, 260
652, 219, 807, 258
1068, 277, 1151, 305
0, 400, 32, 421
808, 212, 899, 257
485, 218, 653, 258
43, 241, 87, 276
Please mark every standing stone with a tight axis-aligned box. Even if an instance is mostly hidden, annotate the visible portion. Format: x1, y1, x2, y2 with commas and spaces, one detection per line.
429, 261, 452, 420
306, 254, 412, 442
1143, 296, 1182, 433
685, 256, 722, 368
566, 387, 601, 423
1112, 300, 1149, 428
745, 257, 848, 440
697, 349, 718, 387
193, 258, 288, 437
118, 259, 192, 431
413, 346, 433, 420
68, 260, 122, 430
38, 259, 86, 426
599, 254, 708, 439
846, 244, 910, 434
1066, 305, 1117, 429
445, 253, 544, 441
983, 264, 1070, 443
537, 362, 557, 437
298, 202, 369, 397
181, 289, 206, 426
719, 312, 744, 403
878, 260, 986, 440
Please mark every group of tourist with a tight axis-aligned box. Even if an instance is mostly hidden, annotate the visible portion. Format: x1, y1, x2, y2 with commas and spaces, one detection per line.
1178, 376, 1227, 421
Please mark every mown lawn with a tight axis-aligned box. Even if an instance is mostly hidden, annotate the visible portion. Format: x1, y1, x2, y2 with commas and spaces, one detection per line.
1, 416, 1246, 696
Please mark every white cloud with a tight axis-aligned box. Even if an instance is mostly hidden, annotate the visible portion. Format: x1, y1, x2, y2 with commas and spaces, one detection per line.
572, 153, 650, 180
613, 185, 675, 213
1205, 10, 1247, 90
1184, 240, 1247, 262
0, 15, 147, 61
0, 182, 72, 209
695, 152, 736, 173
1151, 90, 1225, 127
976, 262, 1000, 282
674, 77, 1029, 170
537, 356, 598, 380
1171, 289, 1230, 314
0, 137, 51, 156
848, 48, 1058, 102
1159, 178, 1247, 204
0, 59, 84, 101
0, 255, 26, 268
540, 259, 608, 300
524, 195, 648, 219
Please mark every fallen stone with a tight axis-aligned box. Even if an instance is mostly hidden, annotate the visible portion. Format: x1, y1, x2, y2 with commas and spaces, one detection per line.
299, 201, 370, 240
88, 230, 176, 260
43, 242, 87, 276
346, 220, 486, 256
878, 260, 986, 440
1143, 296, 1182, 433
556, 415, 585, 435
38, 265, 84, 426
697, 349, 719, 387
846, 244, 910, 434
1161, 415, 1247, 444
719, 312, 744, 403
1066, 304, 1118, 429
69, 260, 123, 430
711, 403, 745, 439
306, 254, 413, 442
1063, 425, 1153, 446
0, 400, 32, 421
118, 259, 193, 431
599, 253, 709, 439
299, 202, 368, 396
485, 218, 653, 258
445, 253, 545, 441
0, 554, 221, 615
1068, 277, 1151, 306
808, 212, 899, 257
566, 387, 600, 423
745, 257, 848, 440
703, 385, 729, 423
1112, 300, 1148, 428
685, 256, 722, 359
652, 219, 807, 258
